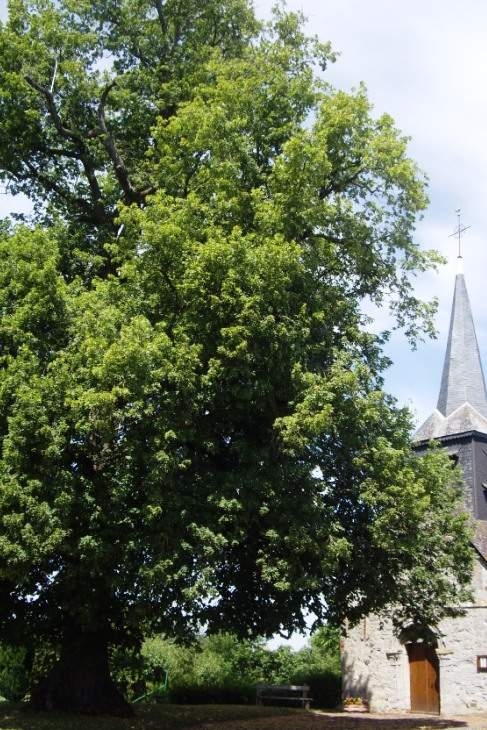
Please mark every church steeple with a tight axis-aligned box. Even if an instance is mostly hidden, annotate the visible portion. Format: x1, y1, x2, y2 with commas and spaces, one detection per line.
415, 255, 487, 442
437, 256, 487, 419
414, 245, 487, 520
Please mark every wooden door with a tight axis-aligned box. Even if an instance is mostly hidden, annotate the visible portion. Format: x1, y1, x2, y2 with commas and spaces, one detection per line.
407, 643, 440, 714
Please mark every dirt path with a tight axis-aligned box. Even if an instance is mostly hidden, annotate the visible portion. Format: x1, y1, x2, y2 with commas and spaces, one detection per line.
193, 710, 487, 730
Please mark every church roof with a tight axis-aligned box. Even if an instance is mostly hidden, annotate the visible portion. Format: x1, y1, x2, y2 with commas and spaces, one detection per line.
415, 257, 487, 441
437, 263, 487, 419
414, 403, 487, 441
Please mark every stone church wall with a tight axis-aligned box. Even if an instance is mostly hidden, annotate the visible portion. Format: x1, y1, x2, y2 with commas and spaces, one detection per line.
341, 615, 410, 712
438, 606, 487, 713
341, 556, 487, 715
438, 556, 487, 714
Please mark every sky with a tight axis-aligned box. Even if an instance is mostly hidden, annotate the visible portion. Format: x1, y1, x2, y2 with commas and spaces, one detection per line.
1, 0, 487, 645
253, 0, 487, 431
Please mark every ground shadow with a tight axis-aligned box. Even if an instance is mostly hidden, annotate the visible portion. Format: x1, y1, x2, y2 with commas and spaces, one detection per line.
0, 704, 470, 730
309, 712, 467, 728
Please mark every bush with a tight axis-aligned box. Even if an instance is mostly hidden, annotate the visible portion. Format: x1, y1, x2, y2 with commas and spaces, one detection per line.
287, 627, 342, 708
112, 626, 342, 708
288, 668, 341, 709
0, 627, 341, 707
168, 683, 255, 705
0, 644, 28, 701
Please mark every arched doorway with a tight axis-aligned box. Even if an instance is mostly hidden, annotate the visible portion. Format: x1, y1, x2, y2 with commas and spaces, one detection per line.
406, 642, 440, 714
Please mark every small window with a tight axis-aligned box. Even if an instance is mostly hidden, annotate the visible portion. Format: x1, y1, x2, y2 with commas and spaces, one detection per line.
449, 454, 459, 468
477, 656, 487, 672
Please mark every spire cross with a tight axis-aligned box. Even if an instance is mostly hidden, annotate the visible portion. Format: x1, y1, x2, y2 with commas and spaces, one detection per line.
449, 208, 471, 258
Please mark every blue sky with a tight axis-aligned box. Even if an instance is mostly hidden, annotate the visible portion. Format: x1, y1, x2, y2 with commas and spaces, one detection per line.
254, 0, 487, 431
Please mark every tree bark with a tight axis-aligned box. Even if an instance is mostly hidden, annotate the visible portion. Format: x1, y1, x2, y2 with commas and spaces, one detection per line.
30, 631, 132, 716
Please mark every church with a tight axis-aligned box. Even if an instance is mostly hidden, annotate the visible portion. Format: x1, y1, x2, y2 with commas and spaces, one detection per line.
341, 251, 487, 715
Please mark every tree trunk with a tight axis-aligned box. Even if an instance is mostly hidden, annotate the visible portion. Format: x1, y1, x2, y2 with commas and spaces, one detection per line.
30, 631, 133, 716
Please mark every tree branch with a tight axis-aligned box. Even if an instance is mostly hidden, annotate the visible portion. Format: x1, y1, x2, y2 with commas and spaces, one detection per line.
154, 0, 168, 35
97, 82, 154, 204
26, 76, 153, 213
25, 76, 82, 144
319, 165, 364, 199
49, 56, 58, 94
25, 76, 104, 211
23, 159, 92, 215
97, 82, 138, 202
43, 146, 81, 160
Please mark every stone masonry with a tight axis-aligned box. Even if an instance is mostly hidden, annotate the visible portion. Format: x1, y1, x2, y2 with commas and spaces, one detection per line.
341, 556, 487, 714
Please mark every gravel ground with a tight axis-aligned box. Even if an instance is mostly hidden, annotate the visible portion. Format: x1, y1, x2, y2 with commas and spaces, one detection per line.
192, 710, 487, 730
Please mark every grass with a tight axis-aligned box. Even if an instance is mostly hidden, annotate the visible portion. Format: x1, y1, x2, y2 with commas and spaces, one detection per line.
0, 702, 300, 730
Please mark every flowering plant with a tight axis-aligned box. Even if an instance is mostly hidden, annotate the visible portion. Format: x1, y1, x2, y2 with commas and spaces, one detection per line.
343, 696, 368, 706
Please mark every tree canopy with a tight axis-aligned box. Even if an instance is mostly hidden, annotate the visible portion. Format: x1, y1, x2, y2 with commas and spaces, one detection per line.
0, 0, 472, 715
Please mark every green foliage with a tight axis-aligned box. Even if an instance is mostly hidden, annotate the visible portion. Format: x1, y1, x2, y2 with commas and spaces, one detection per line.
0, 0, 258, 229
286, 627, 341, 708
0, 644, 28, 702
0, 0, 474, 710
113, 630, 341, 708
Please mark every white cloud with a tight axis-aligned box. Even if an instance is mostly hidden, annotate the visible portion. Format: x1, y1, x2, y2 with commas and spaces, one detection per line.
255, 0, 487, 427
0, 191, 32, 217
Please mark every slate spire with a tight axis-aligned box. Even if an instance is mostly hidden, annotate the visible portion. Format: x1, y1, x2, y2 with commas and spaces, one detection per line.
415, 254, 487, 442
437, 256, 487, 419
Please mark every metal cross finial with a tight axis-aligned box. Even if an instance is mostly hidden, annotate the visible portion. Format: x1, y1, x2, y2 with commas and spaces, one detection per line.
449, 208, 471, 258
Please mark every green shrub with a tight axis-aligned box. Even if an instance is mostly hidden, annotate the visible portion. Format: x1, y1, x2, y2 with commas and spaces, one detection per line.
286, 627, 341, 708
0, 644, 28, 701
112, 627, 342, 708
168, 683, 255, 705
304, 669, 341, 708
110, 646, 147, 701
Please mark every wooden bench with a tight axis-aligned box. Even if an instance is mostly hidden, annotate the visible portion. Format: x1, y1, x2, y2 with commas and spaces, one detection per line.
256, 684, 312, 709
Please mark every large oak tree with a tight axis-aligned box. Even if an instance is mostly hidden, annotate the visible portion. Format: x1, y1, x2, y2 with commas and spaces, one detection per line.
0, 0, 472, 716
